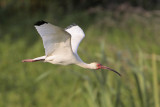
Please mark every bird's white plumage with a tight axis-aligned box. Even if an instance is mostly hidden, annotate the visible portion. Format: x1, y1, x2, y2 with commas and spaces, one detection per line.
34, 23, 79, 65
33, 56, 46, 60
65, 25, 85, 54
22, 21, 121, 76
35, 23, 72, 56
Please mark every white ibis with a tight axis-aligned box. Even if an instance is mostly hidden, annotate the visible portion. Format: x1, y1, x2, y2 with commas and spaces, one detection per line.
22, 20, 121, 76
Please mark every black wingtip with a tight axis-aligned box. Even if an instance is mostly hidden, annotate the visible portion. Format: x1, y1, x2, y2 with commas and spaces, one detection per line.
34, 20, 48, 26
65, 23, 77, 30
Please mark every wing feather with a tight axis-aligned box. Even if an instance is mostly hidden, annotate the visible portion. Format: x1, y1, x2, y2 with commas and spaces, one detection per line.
65, 24, 85, 54
34, 21, 73, 56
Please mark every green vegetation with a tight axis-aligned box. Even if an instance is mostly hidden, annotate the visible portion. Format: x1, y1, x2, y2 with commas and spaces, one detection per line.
0, 3, 160, 107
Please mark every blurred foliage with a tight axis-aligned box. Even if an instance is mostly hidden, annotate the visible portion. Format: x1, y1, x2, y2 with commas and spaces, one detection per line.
0, 0, 160, 12
0, 0, 160, 24
0, 1, 160, 107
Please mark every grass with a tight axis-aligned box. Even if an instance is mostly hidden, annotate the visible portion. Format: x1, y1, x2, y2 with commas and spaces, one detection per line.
152, 54, 159, 107
0, 10, 160, 107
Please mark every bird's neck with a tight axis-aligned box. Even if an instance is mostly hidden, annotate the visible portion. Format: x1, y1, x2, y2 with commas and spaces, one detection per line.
74, 53, 96, 69
76, 62, 95, 69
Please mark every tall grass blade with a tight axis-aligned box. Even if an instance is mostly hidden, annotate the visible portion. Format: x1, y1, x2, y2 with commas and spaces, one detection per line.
133, 72, 144, 107
152, 54, 159, 107
35, 70, 52, 82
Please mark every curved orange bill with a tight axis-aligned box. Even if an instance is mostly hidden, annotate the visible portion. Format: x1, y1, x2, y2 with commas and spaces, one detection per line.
101, 66, 121, 77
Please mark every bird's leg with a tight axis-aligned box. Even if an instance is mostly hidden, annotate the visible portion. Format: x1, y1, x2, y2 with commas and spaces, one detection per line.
22, 59, 44, 62
22, 56, 45, 62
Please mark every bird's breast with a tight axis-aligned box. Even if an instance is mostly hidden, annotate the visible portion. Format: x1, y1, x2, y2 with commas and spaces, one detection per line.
45, 54, 77, 65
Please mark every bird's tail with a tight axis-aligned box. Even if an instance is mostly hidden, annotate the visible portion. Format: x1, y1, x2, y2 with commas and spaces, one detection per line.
22, 56, 45, 62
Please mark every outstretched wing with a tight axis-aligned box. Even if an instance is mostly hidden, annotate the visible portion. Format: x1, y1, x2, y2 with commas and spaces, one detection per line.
34, 20, 73, 56
65, 24, 85, 54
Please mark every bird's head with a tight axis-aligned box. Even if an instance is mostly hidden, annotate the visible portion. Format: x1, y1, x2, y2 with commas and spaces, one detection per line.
90, 62, 121, 76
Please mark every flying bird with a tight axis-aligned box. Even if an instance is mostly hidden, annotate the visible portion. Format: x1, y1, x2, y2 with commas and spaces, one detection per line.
22, 20, 121, 76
